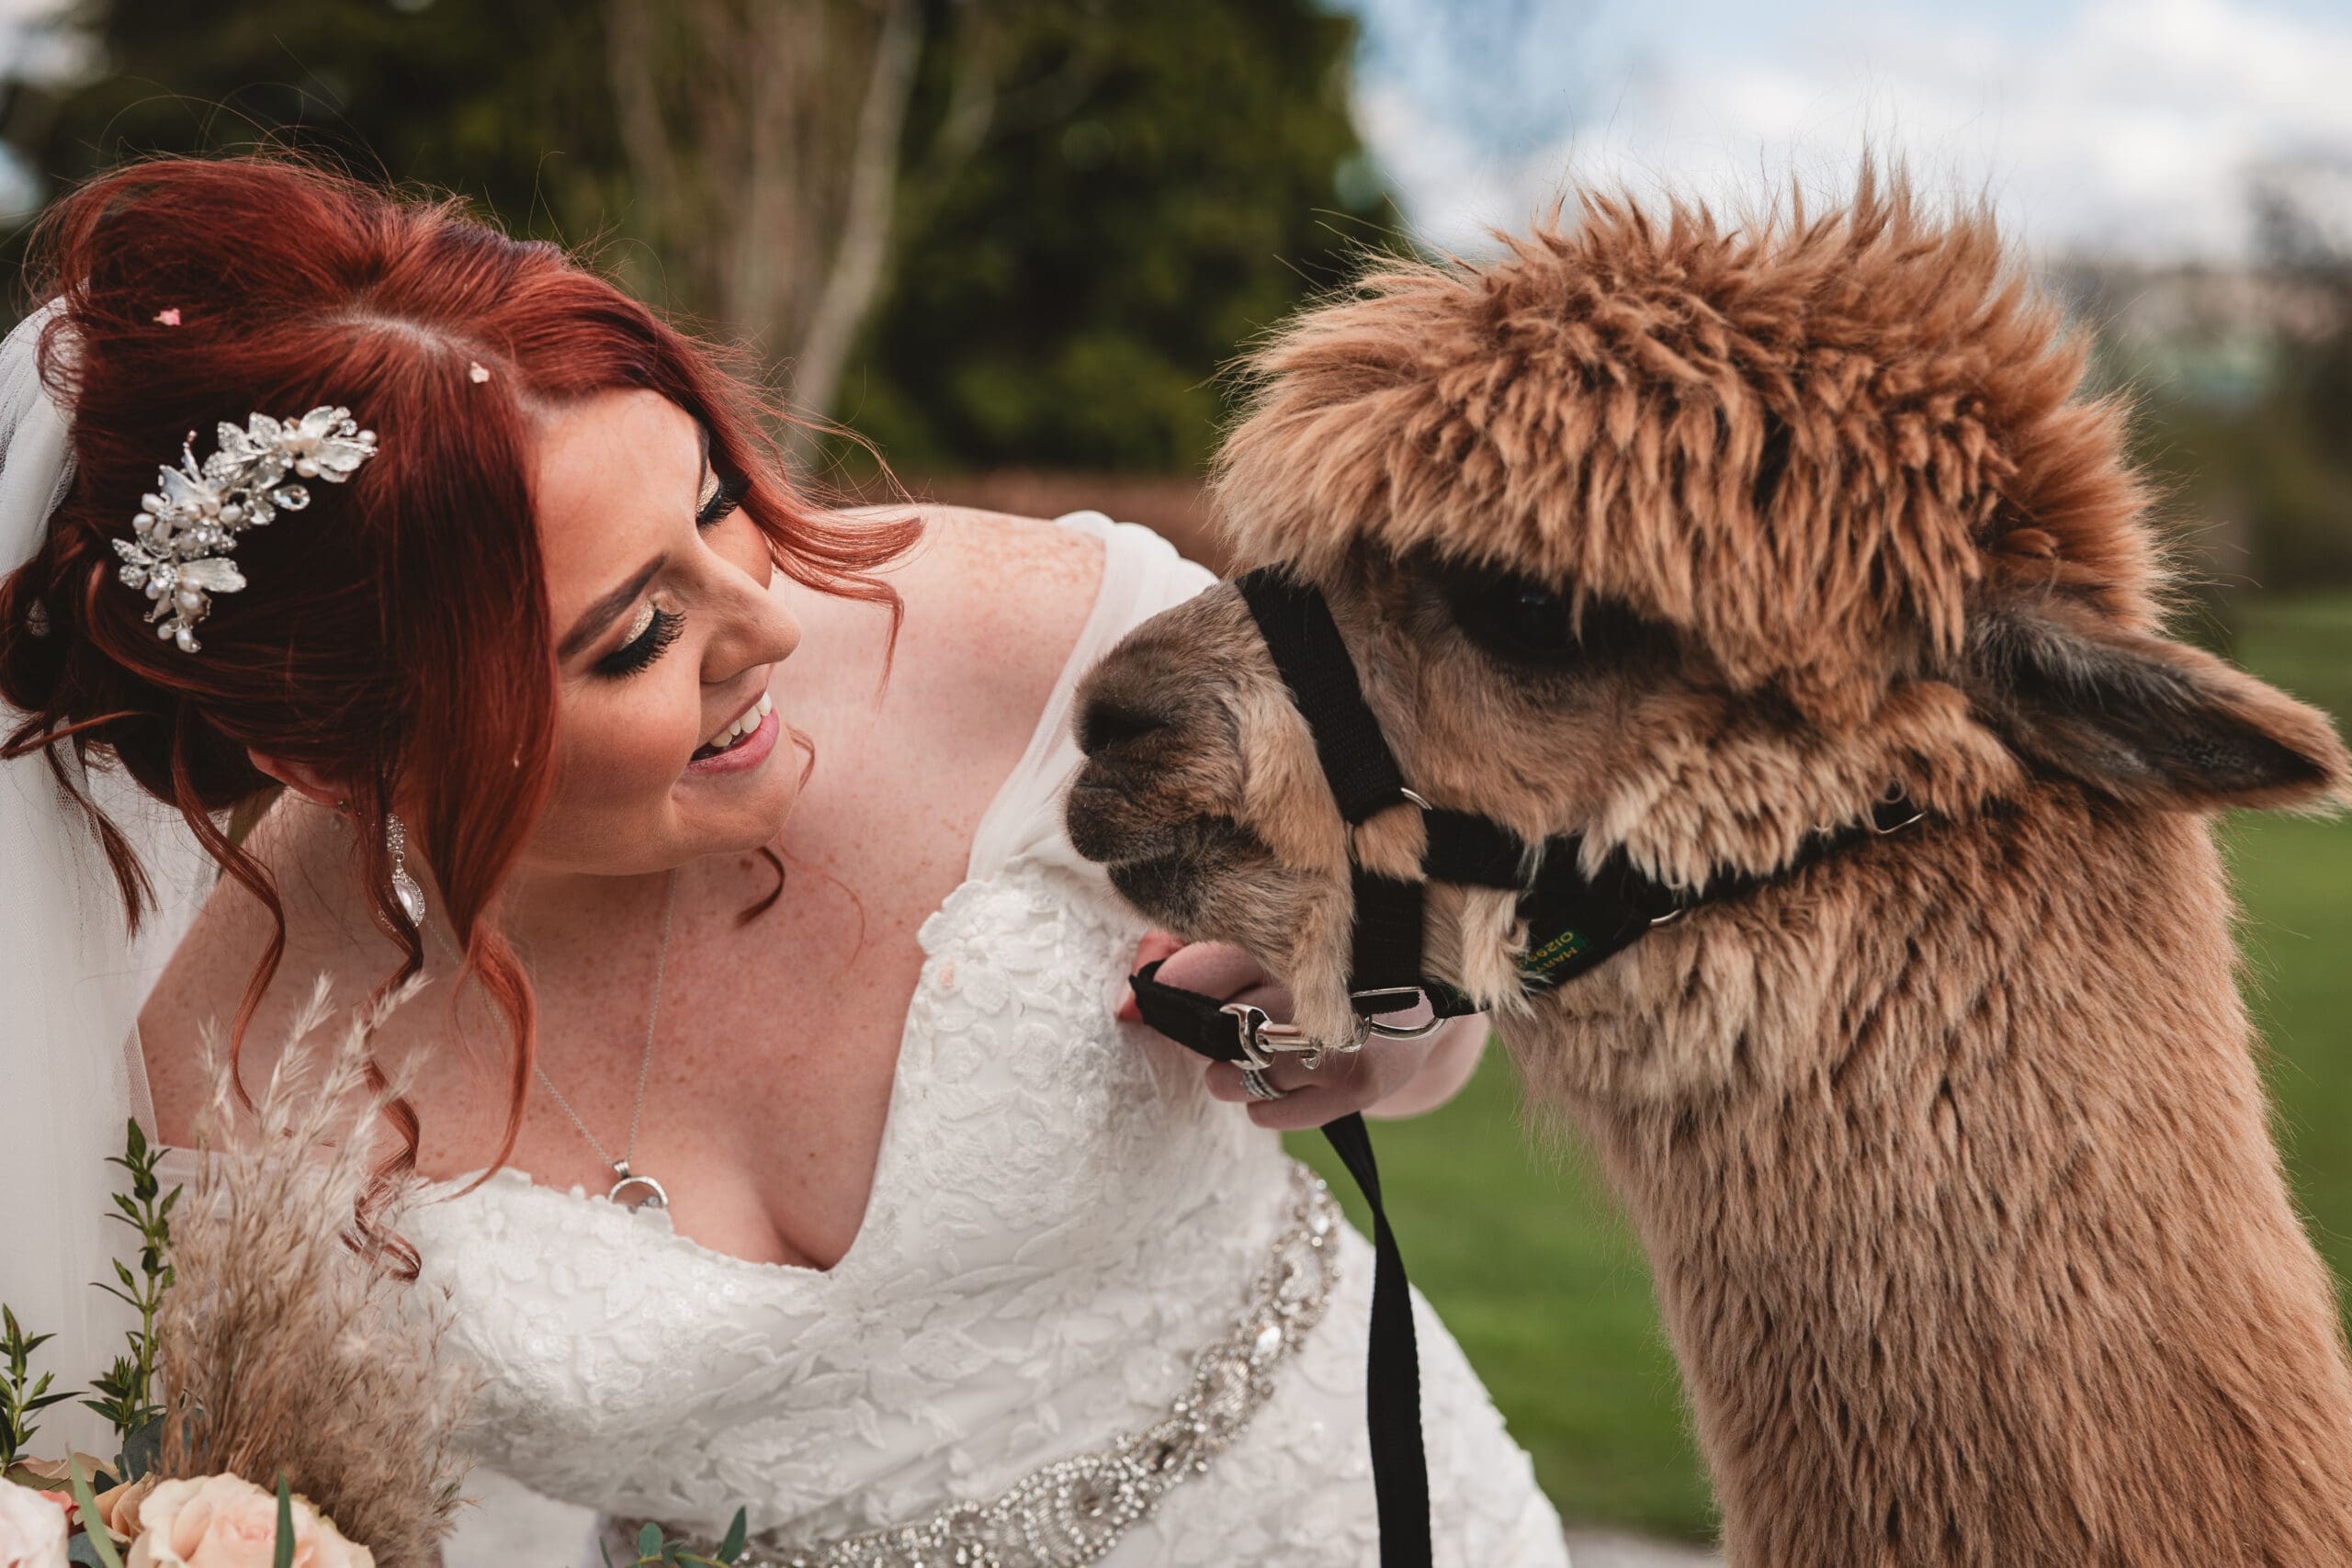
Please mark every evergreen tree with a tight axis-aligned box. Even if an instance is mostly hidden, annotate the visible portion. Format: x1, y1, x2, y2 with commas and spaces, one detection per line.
2, 0, 1396, 475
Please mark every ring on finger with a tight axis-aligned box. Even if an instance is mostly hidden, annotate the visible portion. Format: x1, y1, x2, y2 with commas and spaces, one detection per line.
1238, 1066, 1287, 1102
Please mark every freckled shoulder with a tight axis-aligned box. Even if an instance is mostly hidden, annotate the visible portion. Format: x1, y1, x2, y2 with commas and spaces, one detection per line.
899, 505, 1106, 615
881, 505, 1109, 732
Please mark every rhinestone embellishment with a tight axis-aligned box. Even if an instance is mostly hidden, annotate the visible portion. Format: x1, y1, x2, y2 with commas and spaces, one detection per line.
628, 1165, 1340, 1568
113, 406, 379, 652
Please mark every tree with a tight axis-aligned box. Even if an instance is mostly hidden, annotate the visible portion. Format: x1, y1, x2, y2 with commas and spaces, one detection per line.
603, 0, 942, 456
844, 1, 1393, 474
0, 1, 613, 249
2, 0, 1392, 477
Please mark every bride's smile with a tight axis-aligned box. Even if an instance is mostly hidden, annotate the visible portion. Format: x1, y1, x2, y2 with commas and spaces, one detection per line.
526, 388, 803, 876
688, 691, 775, 769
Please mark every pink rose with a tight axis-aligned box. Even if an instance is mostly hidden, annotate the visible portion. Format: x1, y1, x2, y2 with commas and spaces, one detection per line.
0, 1481, 68, 1568
91, 1476, 159, 1544
126, 1476, 371, 1568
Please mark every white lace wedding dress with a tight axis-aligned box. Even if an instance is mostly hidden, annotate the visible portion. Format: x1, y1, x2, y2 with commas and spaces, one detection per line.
412, 513, 1570, 1567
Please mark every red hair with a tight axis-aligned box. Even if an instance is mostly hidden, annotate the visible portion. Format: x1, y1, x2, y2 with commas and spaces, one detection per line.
0, 155, 917, 1236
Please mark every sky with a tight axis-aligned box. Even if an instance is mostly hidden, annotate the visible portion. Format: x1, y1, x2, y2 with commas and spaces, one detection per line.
0, 0, 2344, 263
1331, 0, 2352, 262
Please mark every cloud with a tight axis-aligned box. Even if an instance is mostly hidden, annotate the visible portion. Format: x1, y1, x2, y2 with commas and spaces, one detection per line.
1346, 0, 2352, 261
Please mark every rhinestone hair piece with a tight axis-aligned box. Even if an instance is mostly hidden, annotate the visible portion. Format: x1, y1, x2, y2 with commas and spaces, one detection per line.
113, 406, 379, 652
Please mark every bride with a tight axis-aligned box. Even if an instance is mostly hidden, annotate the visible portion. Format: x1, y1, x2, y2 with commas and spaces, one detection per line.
0, 156, 1568, 1565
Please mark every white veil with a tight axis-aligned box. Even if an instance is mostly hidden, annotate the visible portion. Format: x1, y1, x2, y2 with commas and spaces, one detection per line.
0, 302, 218, 1460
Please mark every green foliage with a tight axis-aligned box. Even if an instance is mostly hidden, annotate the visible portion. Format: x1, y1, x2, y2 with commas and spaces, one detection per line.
602, 1506, 750, 1568
2133, 387, 2352, 597
0, 1120, 179, 1469
0, 1306, 74, 1469
2105, 189, 2352, 599
81, 1122, 177, 1452
841, 1, 1401, 474
4, 1, 613, 243
3, 0, 1391, 477
66, 1456, 124, 1568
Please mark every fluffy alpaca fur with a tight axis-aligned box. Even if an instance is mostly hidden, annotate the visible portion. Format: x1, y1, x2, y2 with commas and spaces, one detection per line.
1065, 174, 2352, 1564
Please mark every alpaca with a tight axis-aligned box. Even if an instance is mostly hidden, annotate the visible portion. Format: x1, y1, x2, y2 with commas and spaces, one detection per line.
1062, 176, 2352, 1565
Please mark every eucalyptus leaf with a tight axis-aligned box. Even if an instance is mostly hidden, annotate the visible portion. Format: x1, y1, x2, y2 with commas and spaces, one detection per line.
718, 1508, 748, 1564
67, 1456, 125, 1568
638, 1521, 663, 1562
275, 1475, 295, 1568
117, 1416, 162, 1482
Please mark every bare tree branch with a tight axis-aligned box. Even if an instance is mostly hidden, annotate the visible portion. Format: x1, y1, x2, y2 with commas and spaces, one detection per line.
926, 1, 1000, 180
786, 0, 922, 441
604, 0, 678, 215
596, 0, 1007, 434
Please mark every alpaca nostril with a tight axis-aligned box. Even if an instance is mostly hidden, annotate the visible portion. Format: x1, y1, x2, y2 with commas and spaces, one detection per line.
1077, 694, 1170, 759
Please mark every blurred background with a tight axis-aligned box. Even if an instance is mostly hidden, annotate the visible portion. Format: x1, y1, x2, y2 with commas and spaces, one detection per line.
1, 0, 2344, 1551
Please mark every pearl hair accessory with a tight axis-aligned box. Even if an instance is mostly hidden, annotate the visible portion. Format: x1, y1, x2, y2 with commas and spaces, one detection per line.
112, 406, 379, 652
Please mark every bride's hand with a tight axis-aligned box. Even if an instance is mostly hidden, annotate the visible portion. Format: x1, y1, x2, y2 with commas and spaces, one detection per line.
1119, 931, 1486, 1132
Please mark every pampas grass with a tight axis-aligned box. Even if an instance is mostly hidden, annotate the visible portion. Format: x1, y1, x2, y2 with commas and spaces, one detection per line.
156, 976, 475, 1568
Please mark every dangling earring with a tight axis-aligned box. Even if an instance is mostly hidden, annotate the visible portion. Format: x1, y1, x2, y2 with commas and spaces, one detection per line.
386, 812, 426, 927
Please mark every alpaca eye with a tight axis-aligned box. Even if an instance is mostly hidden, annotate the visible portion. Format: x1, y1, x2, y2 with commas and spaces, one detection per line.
1444, 570, 1577, 663
1495, 582, 1571, 652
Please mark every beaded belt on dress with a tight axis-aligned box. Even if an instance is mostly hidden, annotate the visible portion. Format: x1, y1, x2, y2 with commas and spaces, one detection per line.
617, 1163, 1340, 1568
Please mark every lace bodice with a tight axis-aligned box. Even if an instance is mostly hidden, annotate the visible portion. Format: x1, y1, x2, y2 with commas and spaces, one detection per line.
410, 514, 1567, 1565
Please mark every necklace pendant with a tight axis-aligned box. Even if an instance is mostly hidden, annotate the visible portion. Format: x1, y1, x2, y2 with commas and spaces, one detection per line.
606, 1161, 669, 1213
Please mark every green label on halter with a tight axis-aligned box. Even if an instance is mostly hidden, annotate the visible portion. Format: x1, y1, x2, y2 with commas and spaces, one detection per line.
1517, 925, 1590, 986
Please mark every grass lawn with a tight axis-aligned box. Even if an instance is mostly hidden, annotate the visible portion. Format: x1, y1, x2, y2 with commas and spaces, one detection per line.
1291, 592, 2352, 1542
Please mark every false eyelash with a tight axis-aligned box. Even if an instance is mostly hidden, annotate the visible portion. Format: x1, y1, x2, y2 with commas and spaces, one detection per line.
597, 605, 683, 678
697, 470, 748, 527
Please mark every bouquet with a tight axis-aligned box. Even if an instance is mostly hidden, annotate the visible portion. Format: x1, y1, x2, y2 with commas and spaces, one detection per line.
0, 984, 754, 1568
0, 981, 468, 1568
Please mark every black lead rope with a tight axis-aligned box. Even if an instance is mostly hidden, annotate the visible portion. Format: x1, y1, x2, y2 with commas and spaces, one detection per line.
1129, 566, 1926, 1568
1128, 570, 1444, 1567
1127, 961, 1432, 1568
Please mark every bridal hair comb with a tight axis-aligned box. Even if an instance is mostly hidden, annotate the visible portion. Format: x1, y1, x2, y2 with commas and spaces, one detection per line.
113, 406, 379, 652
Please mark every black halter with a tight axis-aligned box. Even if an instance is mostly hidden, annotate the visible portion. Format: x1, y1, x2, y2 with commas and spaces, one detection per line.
1126, 566, 1922, 1568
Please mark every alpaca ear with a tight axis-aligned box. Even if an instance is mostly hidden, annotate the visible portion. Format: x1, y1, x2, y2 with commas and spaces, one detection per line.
1962, 600, 2351, 811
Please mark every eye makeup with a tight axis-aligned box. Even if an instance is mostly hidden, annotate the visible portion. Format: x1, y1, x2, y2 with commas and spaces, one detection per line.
696, 468, 746, 528
595, 602, 684, 679
585, 434, 748, 681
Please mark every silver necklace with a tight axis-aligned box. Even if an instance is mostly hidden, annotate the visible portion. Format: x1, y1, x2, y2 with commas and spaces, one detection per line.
426, 867, 681, 1212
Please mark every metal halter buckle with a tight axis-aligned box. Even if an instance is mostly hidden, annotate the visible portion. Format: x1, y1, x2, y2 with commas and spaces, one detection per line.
1222, 1001, 1370, 1072
1350, 987, 1449, 1040
1219, 987, 1447, 1075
